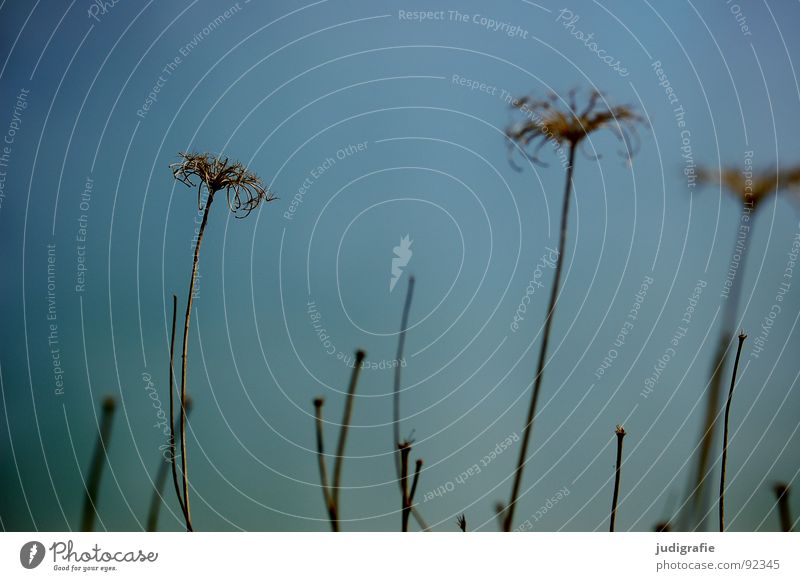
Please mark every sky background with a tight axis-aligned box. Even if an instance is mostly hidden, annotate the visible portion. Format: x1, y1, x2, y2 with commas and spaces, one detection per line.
1, 0, 799, 532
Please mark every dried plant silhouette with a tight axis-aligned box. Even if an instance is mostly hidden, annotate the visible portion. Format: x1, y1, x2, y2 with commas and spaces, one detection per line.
147, 396, 192, 532
80, 396, 116, 532
773, 483, 793, 532
399, 441, 423, 532
169, 152, 275, 531
688, 164, 800, 528
314, 350, 365, 532
609, 425, 627, 532
719, 332, 746, 532
456, 513, 467, 532
390, 275, 429, 531
501, 90, 644, 531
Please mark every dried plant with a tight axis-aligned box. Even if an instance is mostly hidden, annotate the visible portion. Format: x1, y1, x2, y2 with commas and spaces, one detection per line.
314, 350, 365, 532
502, 90, 645, 531
146, 396, 192, 532
169, 152, 275, 531
81, 396, 116, 532
609, 425, 627, 532
773, 483, 793, 532
390, 276, 429, 531
456, 513, 467, 532
399, 441, 423, 532
688, 164, 800, 529
718, 333, 746, 532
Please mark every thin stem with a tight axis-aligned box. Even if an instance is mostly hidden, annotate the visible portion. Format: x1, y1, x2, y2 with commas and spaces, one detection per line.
148, 398, 191, 532
773, 483, 792, 532
610, 425, 627, 532
399, 444, 411, 532
691, 218, 755, 527
393, 276, 414, 476
313, 398, 338, 531
390, 277, 429, 531
167, 294, 187, 524
504, 143, 576, 531
81, 397, 116, 532
178, 192, 215, 532
719, 332, 747, 532
331, 351, 365, 523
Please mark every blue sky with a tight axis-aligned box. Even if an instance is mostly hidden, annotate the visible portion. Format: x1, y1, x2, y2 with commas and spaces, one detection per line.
1, 0, 799, 532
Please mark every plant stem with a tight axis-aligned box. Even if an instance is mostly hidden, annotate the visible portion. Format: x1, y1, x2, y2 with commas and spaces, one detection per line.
391, 277, 429, 531
81, 397, 116, 532
610, 425, 626, 532
773, 483, 792, 532
393, 276, 414, 476
504, 143, 576, 532
313, 398, 337, 531
178, 192, 215, 532
691, 218, 755, 527
719, 332, 747, 532
167, 294, 187, 525
149, 396, 191, 532
330, 350, 365, 530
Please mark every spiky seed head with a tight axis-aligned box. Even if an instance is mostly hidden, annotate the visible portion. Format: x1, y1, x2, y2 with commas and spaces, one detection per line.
696, 164, 800, 208
506, 89, 646, 167
170, 152, 276, 217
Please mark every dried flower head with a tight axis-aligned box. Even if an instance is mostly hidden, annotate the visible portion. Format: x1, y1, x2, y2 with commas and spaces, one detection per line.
615, 425, 626, 437
697, 164, 800, 208
506, 89, 646, 167
170, 152, 276, 218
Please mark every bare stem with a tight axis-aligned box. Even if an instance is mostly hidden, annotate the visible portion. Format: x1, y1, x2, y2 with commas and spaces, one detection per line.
149, 397, 191, 532
81, 397, 116, 532
391, 277, 429, 531
610, 425, 627, 532
690, 220, 755, 528
178, 193, 215, 532
313, 397, 337, 531
719, 333, 747, 532
773, 483, 793, 532
167, 294, 187, 525
394, 276, 414, 475
504, 143, 576, 531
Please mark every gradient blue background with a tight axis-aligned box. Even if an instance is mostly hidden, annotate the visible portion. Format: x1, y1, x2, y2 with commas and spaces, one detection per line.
1, 0, 798, 531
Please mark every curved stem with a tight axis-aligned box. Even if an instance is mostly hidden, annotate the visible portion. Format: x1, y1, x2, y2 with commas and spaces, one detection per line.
610, 426, 626, 532
504, 143, 576, 531
719, 333, 746, 532
691, 216, 755, 527
179, 191, 215, 531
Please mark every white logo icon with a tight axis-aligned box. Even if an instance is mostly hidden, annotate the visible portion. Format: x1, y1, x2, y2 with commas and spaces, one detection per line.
390, 235, 413, 293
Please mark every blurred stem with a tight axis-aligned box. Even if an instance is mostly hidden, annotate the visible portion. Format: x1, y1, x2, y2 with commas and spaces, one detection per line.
719, 333, 747, 532
773, 484, 793, 532
504, 143, 576, 531
81, 397, 116, 532
691, 217, 755, 528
